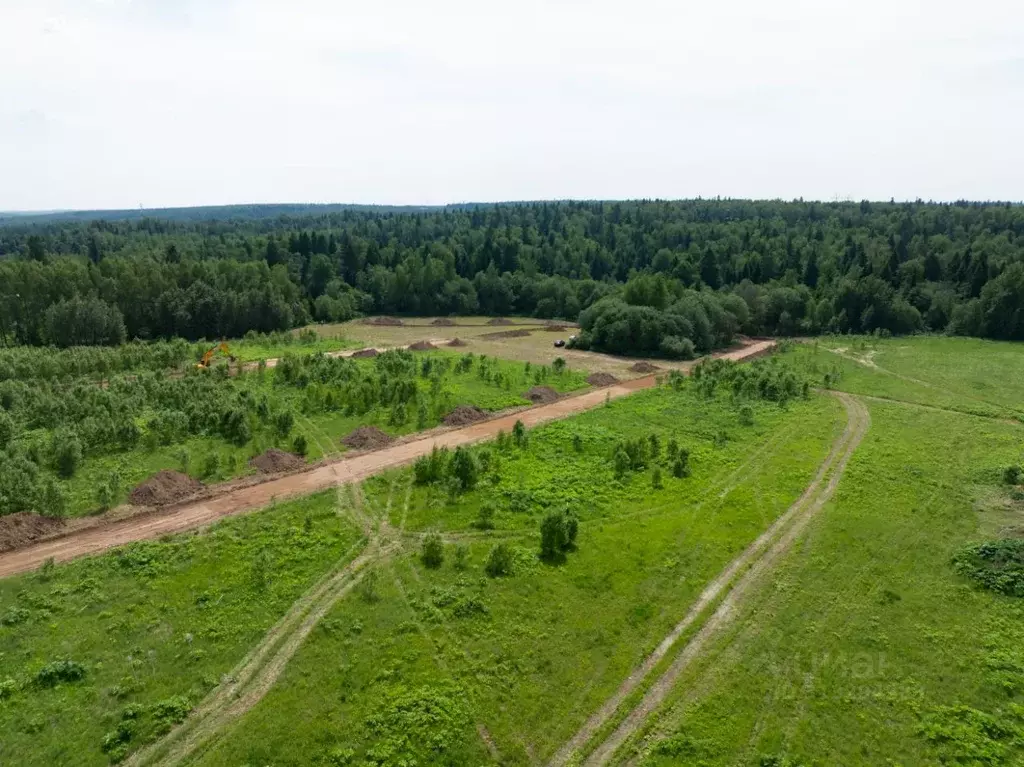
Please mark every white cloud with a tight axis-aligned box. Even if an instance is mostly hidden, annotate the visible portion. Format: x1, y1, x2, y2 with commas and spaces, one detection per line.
0, 0, 1021, 209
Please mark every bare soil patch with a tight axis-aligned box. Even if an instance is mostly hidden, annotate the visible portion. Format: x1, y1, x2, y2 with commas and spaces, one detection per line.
361, 316, 404, 326
431, 317, 457, 326
587, 372, 620, 387
0, 513, 65, 553
443, 405, 488, 426
129, 471, 204, 507
341, 426, 394, 451
481, 329, 532, 340
629, 362, 661, 373
525, 385, 561, 404
351, 348, 379, 358
408, 340, 437, 351
487, 317, 513, 325
248, 449, 304, 474
448, 338, 468, 347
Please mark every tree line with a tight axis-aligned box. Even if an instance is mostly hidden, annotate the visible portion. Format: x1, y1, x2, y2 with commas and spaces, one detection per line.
2, 199, 1023, 351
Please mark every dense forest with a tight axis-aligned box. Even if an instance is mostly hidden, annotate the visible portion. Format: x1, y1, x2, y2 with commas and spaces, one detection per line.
2, 200, 1023, 355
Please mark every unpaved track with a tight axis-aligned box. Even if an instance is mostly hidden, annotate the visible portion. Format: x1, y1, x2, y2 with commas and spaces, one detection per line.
551, 392, 869, 767
127, 525, 399, 767
0, 341, 776, 578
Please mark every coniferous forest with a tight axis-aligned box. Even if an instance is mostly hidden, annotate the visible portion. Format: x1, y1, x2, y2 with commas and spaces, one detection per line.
2, 199, 1023, 356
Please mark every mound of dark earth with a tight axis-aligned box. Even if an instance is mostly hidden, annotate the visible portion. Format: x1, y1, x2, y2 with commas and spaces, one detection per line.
249, 449, 305, 474
487, 317, 513, 326
351, 348, 379, 358
448, 338, 468, 347
408, 341, 437, 351
0, 513, 65, 553
431, 318, 457, 326
587, 372, 619, 387
130, 471, 204, 506
525, 386, 560, 404
629, 362, 661, 373
341, 426, 394, 450
544, 323, 569, 331
443, 405, 488, 426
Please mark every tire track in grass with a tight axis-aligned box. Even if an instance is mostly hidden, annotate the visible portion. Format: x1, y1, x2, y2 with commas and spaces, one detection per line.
547, 393, 868, 767
125, 483, 397, 767
579, 394, 869, 767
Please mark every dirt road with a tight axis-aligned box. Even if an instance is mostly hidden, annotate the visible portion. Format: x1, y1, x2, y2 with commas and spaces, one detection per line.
0, 340, 775, 579
559, 393, 870, 767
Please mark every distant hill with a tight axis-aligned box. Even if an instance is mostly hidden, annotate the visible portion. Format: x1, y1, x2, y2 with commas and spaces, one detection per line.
0, 203, 454, 226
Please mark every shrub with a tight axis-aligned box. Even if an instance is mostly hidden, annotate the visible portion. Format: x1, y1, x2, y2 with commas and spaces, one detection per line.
421, 533, 444, 569
552, 357, 566, 373
293, 434, 308, 456
484, 543, 514, 577
453, 544, 469, 571
953, 539, 1024, 596
202, 452, 220, 479
572, 433, 583, 453
1004, 466, 1022, 485
540, 508, 579, 560
739, 405, 755, 426
37, 477, 67, 518
652, 467, 663, 489
414, 446, 449, 485
274, 410, 295, 438
448, 447, 479, 491
512, 420, 528, 448
52, 429, 83, 479
35, 659, 86, 687
475, 502, 495, 530
672, 449, 691, 478
660, 335, 696, 360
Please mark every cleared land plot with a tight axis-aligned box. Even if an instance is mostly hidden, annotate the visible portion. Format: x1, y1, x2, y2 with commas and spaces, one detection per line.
173, 386, 842, 766
320, 318, 707, 378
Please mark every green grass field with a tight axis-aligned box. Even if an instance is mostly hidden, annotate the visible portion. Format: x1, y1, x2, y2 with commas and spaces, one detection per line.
792, 335, 1024, 420
636, 399, 1024, 766
183, 386, 841, 766
0, 492, 364, 765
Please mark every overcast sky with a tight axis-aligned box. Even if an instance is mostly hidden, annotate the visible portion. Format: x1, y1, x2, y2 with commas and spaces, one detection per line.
1, 0, 1022, 210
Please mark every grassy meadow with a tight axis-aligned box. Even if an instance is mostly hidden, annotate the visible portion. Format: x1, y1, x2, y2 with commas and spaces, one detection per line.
0, 492, 365, 765
183, 384, 842, 766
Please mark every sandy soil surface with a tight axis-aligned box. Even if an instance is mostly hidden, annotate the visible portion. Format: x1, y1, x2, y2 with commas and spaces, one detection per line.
0, 340, 775, 578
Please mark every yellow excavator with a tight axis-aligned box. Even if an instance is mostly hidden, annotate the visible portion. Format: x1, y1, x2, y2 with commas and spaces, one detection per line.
196, 342, 234, 369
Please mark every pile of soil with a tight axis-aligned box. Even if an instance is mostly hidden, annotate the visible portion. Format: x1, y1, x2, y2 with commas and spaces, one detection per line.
351, 348, 379, 358
361, 316, 404, 326
0, 512, 65, 553
341, 426, 394, 450
129, 470, 204, 507
544, 323, 569, 332
525, 386, 560, 404
481, 329, 532, 340
629, 361, 661, 373
408, 341, 437, 351
249, 449, 305, 474
448, 338, 468, 347
587, 372, 620, 387
487, 317, 513, 326
443, 405, 488, 426
431, 318, 457, 326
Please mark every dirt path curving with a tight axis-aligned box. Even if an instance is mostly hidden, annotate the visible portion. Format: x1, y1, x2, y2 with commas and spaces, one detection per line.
0, 340, 776, 579
126, 484, 399, 767
549, 392, 870, 767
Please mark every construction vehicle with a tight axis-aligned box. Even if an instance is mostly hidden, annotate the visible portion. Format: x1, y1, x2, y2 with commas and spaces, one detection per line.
196, 342, 235, 369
